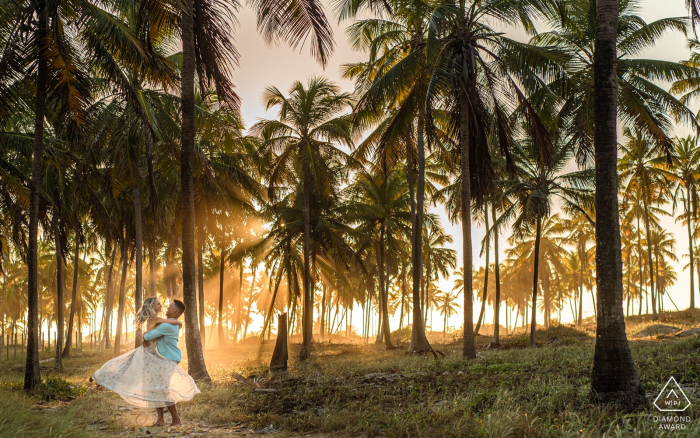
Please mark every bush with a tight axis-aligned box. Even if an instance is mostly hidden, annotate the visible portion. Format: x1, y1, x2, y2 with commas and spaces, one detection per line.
2, 376, 86, 401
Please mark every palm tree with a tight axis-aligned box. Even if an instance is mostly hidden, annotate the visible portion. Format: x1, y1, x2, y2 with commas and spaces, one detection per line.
252, 77, 353, 360
672, 136, 700, 310
436, 291, 459, 339
619, 128, 674, 320
500, 140, 594, 346
424, 0, 558, 358
533, 0, 697, 165
590, 0, 645, 408
345, 167, 412, 349
561, 214, 596, 325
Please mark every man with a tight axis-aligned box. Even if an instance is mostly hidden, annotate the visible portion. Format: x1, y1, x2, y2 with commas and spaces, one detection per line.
142, 299, 186, 427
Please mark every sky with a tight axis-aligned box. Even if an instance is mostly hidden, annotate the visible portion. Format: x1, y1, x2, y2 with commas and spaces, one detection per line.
227, 0, 697, 336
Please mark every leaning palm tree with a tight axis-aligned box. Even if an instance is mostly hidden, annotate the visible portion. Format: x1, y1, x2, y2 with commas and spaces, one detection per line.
252, 77, 354, 360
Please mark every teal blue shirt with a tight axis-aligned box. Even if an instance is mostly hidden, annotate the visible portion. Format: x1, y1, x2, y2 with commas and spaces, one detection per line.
144, 323, 182, 364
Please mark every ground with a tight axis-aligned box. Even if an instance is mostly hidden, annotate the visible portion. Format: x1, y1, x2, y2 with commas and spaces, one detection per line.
2, 311, 700, 437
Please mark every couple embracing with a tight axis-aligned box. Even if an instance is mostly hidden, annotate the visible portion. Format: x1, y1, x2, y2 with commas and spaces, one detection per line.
90, 297, 201, 426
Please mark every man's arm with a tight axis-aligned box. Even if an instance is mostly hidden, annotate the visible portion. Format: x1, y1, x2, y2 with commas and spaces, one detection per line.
143, 323, 176, 341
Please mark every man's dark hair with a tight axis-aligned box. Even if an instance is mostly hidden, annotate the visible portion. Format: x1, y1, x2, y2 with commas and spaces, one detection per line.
173, 299, 186, 315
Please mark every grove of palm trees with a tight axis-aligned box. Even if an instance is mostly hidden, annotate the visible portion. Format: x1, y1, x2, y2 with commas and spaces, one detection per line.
2, 0, 700, 436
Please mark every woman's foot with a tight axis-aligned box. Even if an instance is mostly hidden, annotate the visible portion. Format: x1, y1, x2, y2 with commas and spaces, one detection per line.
169, 420, 182, 427
151, 420, 165, 427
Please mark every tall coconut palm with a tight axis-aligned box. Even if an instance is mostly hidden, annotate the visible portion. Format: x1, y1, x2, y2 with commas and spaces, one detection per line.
672, 136, 700, 309
590, 0, 646, 409
424, 0, 558, 357
345, 167, 411, 349
499, 140, 594, 346
252, 77, 353, 360
619, 128, 674, 320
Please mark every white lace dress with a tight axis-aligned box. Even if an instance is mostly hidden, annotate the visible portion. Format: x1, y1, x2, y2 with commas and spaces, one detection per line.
91, 336, 201, 408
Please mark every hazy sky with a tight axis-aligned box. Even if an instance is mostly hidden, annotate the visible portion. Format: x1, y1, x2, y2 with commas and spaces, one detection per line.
229, 0, 696, 333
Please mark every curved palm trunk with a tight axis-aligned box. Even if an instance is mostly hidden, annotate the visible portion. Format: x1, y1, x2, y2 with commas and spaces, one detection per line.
299, 167, 313, 360
180, 0, 209, 381
378, 226, 395, 349
590, 0, 645, 407
132, 183, 143, 346
492, 205, 501, 345
218, 251, 226, 347
475, 205, 489, 335
640, 190, 658, 320
54, 224, 65, 372
686, 189, 695, 309
458, 92, 476, 358
529, 216, 542, 348
24, 2, 49, 388
63, 222, 81, 357
408, 120, 433, 354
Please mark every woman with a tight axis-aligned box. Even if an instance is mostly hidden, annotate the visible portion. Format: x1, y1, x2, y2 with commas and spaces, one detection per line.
90, 297, 200, 410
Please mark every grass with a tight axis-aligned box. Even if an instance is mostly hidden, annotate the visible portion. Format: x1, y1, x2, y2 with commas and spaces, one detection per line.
1, 314, 699, 437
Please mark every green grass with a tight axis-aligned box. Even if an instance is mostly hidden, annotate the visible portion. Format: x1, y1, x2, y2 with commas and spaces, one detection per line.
1, 316, 699, 437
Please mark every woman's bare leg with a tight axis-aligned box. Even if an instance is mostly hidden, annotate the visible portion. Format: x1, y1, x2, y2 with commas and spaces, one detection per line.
167, 404, 181, 426
152, 408, 165, 426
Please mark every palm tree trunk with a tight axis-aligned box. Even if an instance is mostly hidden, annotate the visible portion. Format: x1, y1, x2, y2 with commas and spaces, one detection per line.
197, 225, 206, 347
218, 250, 226, 347
458, 88, 476, 358
475, 205, 489, 335
148, 245, 156, 297
54, 224, 65, 372
270, 312, 288, 370
63, 222, 81, 357
379, 226, 395, 349
243, 266, 257, 340
299, 167, 313, 360
579, 247, 584, 325
492, 205, 502, 345
180, 0, 210, 381
321, 283, 326, 340
530, 215, 542, 348
590, 0, 644, 407
408, 119, 433, 354
103, 245, 117, 349
687, 189, 695, 309
655, 249, 660, 314
24, 0, 49, 388
113, 235, 128, 356
641, 190, 658, 320
235, 261, 244, 342
133, 182, 143, 336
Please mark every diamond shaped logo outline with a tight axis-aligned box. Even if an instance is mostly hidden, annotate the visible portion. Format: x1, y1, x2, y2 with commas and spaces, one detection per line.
654, 377, 692, 412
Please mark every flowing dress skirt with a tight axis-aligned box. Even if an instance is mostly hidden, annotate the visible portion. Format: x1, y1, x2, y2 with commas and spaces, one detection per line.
91, 342, 200, 408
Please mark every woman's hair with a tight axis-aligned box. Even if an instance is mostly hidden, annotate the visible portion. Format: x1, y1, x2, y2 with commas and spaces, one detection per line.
134, 297, 159, 327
